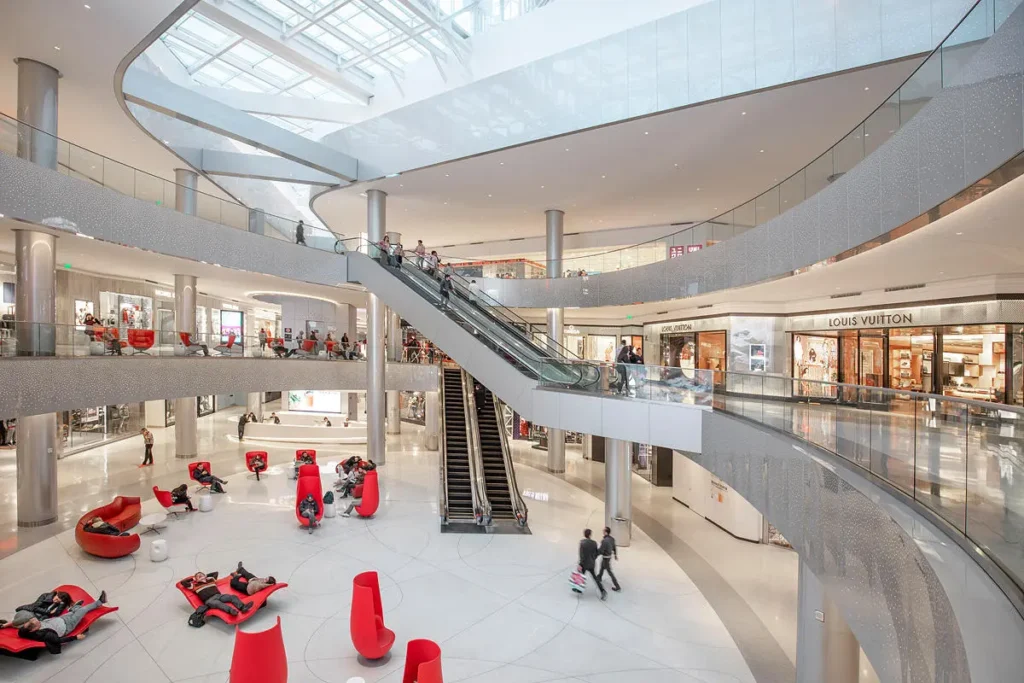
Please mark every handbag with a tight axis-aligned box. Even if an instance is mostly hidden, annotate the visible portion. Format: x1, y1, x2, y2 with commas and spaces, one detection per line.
569, 568, 586, 594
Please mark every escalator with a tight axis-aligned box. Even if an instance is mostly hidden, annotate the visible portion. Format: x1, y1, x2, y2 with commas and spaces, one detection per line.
473, 381, 528, 528
441, 367, 476, 524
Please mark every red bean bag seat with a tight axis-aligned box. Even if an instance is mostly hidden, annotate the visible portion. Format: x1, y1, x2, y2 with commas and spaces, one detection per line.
246, 451, 269, 481
355, 469, 380, 518
175, 576, 288, 626
403, 639, 443, 683
74, 496, 142, 558
295, 464, 323, 529
350, 571, 394, 660
0, 585, 117, 660
294, 449, 317, 464
230, 616, 287, 683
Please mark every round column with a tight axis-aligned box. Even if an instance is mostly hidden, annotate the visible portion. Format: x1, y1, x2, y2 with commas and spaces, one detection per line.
545, 209, 565, 473
14, 229, 57, 357
386, 308, 402, 435
16, 413, 59, 527
424, 390, 440, 451
246, 393, 264, 422
796, 561, 860, 683
174, 168, 198, 216
15, 58, 60, 170
366, 189, 387, 464
174, 274, 198, 458
604, 438, 632, 546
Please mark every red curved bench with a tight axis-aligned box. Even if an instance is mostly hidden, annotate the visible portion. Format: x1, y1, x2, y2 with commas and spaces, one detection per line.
294, 449, 317, 464
295, 464, 323, 529
403, 639, 443, 683
246, 451, 269, 481
74, 496, 142, 558
355, 469, 380, 518
0, 585, 117, 660
175, 576, 288, 626
350, 571, 394, 660
230, 616, 287, 683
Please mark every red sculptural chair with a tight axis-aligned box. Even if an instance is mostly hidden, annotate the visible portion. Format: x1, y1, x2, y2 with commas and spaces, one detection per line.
0, 585, 118, 660
153, 486, 189, 518
295, 449, 317, 464
355, 469, 380, 518
403, 639, 443, 683
350, 571, 395, 660
246, 451, 269, 481
294, 339, 317, 358
189, 461, 214, 491
295, 464, 323, 529
215, 331, 238, 356
230, 616, 287, 683
74, 496, 142, 558
177, 576, 288, 626
128, 328, 155, 354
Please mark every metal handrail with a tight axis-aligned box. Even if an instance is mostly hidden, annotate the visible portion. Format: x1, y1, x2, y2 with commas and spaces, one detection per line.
461, 368, 491, 525
494, 394, 528, 527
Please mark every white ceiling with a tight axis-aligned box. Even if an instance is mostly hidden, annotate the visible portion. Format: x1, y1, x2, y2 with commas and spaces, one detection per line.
549, 170, 1024, 324
0, 218, 366, 309
313, 57, 921, 246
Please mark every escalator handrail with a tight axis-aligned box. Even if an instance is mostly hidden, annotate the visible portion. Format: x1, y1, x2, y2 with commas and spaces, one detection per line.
461, 369, 492, 524
492, 393, 528, 527
438, 368, 451, 524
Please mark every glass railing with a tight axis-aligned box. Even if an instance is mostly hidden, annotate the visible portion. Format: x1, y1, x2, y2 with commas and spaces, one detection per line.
538, 358, 1024, 594
0, 321, 436, 363
538, 359, 715, 405
0, 111, 341, 247
463, 0, 1021, 277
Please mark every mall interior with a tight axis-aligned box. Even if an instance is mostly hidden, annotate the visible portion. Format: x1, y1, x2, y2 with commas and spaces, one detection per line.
0, 0, 1023, 681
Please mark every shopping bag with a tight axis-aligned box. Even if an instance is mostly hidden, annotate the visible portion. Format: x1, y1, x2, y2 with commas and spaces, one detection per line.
569, 568, 586, 594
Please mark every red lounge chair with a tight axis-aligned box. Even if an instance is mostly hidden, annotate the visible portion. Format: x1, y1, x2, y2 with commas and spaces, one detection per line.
246, 451, 269, 481
295, 464, 323, 530
153, 486, 189, 518
230, 616, 287, 683
355, 469, 380, 518
74, 496, 142, 558
0, 585, 117, 660
179, 332, 206, 355
293, 339, 317, 358
295, 449, 317, 464
189, 461, 214, 491
403, 639, 443, 683
128, 328, 155, 354
176, 576, 287, 626
350, 571, 395, 660
215, 331, 238, 356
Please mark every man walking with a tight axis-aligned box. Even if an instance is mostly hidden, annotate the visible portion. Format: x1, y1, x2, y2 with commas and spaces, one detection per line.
295, 220, 306, 245
615, 339, 632, 395
578, 528, 607, 600
140, 428, 154, 467
237, 413, 248, 442
597, 526, 621, 592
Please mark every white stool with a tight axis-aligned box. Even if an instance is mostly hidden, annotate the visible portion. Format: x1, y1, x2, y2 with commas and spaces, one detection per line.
198, 494, 215, 512
89, 341, 105, 356
150, 539, 168, 562
346, 678, 366, 683
324, 502, 336, 518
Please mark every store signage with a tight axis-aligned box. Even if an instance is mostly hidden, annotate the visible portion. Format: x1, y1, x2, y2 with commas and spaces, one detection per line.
687, 244, 703, 253
222, 302, 240, 310
827, 312, 913, 328
668, 244, 703, 259
154, 289, 174, 299
660, 322, 694, 333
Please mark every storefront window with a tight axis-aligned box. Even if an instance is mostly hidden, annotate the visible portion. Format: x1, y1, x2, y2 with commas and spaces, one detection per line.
60, 403, 144, 456
664, 333, 696, 372
98, 292, 153, 331
198, 395, 215, 417
1013, 328, 1023, 405
587, 335, 617, 363
941, 325, 1006, 402
401, 391, 425, 425
698, 332, 727, 387
793, 334, 838, 397
888, 328, 935, 392
859, 333, 885, 388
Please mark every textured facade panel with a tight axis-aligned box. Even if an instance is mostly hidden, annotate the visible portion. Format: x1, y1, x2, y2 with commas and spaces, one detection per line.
788, 194, 820, 270
917, 85, 968, 209
876, 115, 922, 229
964, 73, 1024, 183
815, 178, 851, 259
595, 266, 634, 307
630, 257, 671, 303
844, 148, 884, 246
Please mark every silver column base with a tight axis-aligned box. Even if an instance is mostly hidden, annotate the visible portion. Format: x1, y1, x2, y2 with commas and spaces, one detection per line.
16, 413, 58, 527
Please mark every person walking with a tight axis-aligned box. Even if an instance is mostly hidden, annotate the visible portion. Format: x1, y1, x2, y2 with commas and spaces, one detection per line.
439, 274, 452, 309
414, 239, 426, 268
237, 413, 248, 442
578, 528, 606, 600
615, 339, 632, 395
597, 526, 621, 592
258, 328, 267, 352
295, 220, 306, 246
140, 428, 154, 467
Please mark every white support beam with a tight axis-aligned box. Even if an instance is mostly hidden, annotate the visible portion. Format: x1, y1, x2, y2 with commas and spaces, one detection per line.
193, 86, 367, 124
284, 0, 357, 38
172, 146, 345, 185
193, 1, 373, 104
393, 0, 469, 55
123, 69, 360, 180
360, 0, 450, 60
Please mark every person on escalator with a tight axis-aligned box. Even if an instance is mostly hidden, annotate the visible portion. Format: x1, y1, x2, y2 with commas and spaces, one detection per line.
427, 250, 439, 276
468, 279, 481, 305
439, 274, 452, 309
414, 240, 426, 267
379, 236, 391, 267
615, 339, 632, 395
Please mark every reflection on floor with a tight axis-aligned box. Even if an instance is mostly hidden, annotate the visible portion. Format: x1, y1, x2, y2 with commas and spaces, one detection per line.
0, 417, 755, 683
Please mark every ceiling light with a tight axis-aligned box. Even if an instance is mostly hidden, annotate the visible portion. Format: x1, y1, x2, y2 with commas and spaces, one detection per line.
499, 162, 504, 166
444, 173, 450, 177
956, 231, 963, 235
741, 111, 747, 116
864, 86, 870, 91
541, 185, 545, 189
644, 131, 649, 135
564, 148, 570, 152
674, 163, 679, 168
487, 194, 492, 198
54, 46, 61, 51
399, 183, 403, 187
759, 149, 764, 153
696, 188, 701, 191
84, 3, 90, 7
601, 175, 606, 179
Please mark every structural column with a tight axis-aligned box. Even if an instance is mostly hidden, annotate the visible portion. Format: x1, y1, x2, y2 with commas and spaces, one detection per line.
16, 58, 59, 170
424, 390, 440, 451
246, 393, 263, 422
796, 561, 859, 683
604, 438, 632, 546
174, 274, 198, 458
248, 208, 266, 235
545, 209, 565, 473
366, 189, 387, 464
338, 302, 360, 418
386, 309, 402, 435
174, 169, 198, 216
14, 228, 59, 527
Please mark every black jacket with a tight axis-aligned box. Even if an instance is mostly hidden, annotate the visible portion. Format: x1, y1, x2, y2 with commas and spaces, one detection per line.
19, 628, 76, 654
615, 345, 631, 363
578, 538, 600, 570
16, 593, 65, 619
599, 535, 617, 559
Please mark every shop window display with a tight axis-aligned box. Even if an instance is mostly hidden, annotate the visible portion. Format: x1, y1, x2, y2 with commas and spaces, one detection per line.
74, 300, 94, 329
60, 403, 144, 456
888, 328, 935, 393
586, 335, 617, 363
793, 334, 838, 397
942, 325, 1006, 402
99, 292, 153, 332
698, 332, 726, 386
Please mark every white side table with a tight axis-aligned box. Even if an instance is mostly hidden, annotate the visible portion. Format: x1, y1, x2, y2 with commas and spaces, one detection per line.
150, 539, 168, 562
198, 494, 215, 512
139, 512, 168, 534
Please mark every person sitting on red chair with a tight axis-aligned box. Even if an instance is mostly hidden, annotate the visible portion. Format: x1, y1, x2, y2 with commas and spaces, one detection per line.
298, 494, 320, 532
171, 484, 195, 511
181, 572, 252, 617
341, 460, 376, 517
230, 562, 277, 596
84, 516, 130, 536
194, 463, 227, 493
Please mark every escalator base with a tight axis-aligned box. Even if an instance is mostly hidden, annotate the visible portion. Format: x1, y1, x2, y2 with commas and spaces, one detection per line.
441, 518, 531, 535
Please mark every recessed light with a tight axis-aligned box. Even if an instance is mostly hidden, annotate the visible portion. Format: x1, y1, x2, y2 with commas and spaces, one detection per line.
487, 194, 492, 198
54, 46, 61, 51
696, 188, 701, 191
864, 86, 870, 91
939, 271, 945, 275
564, 148, 569, 152
541, 185, 545, 189
741, 111, 747, 116
673, 163, 679, 167
84, 3, 90, 7
499, 162, 504, 166
956, 231, 963, 235
162, 139, 169, 144
601, 175, 606, 179
644, 131, 649, 135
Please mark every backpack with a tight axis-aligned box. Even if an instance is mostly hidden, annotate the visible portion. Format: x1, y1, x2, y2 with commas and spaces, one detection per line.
188, 605, 209, 628
323, 490, 335, 505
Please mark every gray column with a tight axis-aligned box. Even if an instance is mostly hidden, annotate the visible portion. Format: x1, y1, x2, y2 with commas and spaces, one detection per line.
796, 561, 859, 683
16, 413, 59, 527
605, 438, 633, 546
545, 209, 565, 473
14, 229, 57, 356
174, 274, 198, 458
246, 392, 263, 422
386, 308, 402, 435
366, 189, 387, 464
425, 390, 440, 451
174, 168, 198, 216
347, 392, 360, 421
16, 58, 59, 170
248, 208, 266, 235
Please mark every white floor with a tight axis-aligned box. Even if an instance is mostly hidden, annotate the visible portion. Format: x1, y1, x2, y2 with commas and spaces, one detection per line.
0, 415, 757, 683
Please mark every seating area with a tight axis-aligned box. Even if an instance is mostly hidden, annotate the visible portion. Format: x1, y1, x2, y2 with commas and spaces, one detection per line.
73, 496, 142, 558
153, 486, 189, 517
0, 586, 118, 660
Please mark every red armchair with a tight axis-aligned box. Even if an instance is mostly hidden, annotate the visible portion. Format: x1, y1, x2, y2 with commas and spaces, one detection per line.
403, 639, 443, 683
295, 464, 323, 530
0, 585, 117, 660
230, 616, 287, 683
350, 571, 395, 660
153, 486, 189, 517
215, 331, 238, 356
246, 451, 269, 481
189, 461, 213, 491
355, 469, 380, 518
74, 496, 142, 558
295, 449, 317, 464
128, 328, 155, 354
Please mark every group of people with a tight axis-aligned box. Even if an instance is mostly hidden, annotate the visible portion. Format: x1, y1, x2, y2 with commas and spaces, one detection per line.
614, 338, 645, 396
182, 562, 276, 618
1, 588, 112, 654
577, 527, 622, 600
564, 269, 588, 277
1, 417, 17, 447
334, 455, 376, 517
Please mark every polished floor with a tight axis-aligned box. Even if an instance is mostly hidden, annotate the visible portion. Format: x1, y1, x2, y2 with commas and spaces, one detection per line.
0, 411, 759, 683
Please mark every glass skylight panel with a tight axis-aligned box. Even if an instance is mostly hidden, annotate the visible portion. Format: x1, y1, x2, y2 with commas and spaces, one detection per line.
250, 0, 297, 22
347, 11, 388, 40
178, 14, 237, 48
257, 56, 303, 82
226, 73, 277, 92
161, 35, 205, 68
196, 60, 242, 85
225, 41, 271, 66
